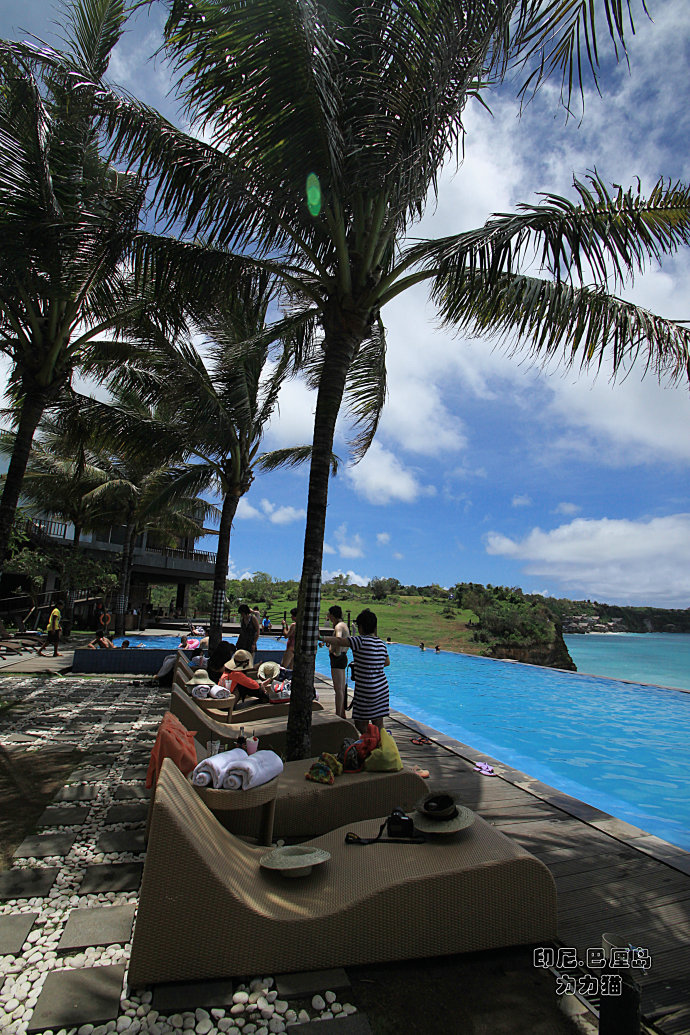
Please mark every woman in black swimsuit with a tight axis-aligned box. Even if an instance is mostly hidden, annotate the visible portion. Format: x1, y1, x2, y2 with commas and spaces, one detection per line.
236, 604, 260, 656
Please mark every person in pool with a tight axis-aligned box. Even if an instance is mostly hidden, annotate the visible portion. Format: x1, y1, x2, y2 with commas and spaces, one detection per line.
321, 608, 389, 733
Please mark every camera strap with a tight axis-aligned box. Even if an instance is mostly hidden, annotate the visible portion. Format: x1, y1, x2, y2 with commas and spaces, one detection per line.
345, 819, 426, 845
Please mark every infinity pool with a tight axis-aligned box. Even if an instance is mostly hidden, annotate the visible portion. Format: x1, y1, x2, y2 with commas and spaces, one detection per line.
383, 644, 690, 852
115, 634, 281, 652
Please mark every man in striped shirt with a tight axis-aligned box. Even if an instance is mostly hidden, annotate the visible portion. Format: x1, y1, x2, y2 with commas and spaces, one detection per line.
321, 608, 389, 732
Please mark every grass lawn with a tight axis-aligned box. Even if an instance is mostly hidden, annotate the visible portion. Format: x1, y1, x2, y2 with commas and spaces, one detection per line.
263, 594, 484, 654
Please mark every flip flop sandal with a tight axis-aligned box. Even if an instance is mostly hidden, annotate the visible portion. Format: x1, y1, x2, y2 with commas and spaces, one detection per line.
412, 765, 430, 779
473, 762, 496, 776
411, 736, 432, 745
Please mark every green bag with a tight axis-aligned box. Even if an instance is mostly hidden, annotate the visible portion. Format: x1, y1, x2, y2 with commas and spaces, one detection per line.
364, 727, 403, 772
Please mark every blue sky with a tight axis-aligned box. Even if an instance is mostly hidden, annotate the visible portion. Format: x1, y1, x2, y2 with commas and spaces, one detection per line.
2, 1, 690, 607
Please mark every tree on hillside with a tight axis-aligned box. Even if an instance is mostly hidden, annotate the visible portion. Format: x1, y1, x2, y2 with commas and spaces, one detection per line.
22, 0, 690, 756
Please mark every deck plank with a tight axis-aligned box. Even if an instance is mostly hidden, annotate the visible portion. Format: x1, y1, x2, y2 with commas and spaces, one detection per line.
387, 712, 690, 1035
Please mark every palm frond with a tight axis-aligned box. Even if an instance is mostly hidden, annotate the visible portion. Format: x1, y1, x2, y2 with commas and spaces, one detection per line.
436, 269, 690, 382
257, 445, 339, 475
60, 0, 128, 79
343, 319, 388, 462
406, 174, 690, 295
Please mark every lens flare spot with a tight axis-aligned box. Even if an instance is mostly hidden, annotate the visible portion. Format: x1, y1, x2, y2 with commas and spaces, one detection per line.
306, 172, 322, 216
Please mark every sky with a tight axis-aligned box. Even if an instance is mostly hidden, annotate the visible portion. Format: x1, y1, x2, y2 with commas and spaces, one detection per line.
2, 0, 690, 607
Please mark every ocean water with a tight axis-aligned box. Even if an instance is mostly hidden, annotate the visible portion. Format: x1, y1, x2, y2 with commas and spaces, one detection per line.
386, 643, 690, 851
564, 632, 690, 692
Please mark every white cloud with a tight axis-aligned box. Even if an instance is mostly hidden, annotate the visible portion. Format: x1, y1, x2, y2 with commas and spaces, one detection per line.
376, 532, 391, 545
554, 502, 581, 516
393, 551, 404, 560
330, 522, 364, 559
512, 494, 532, 508
268, 505, 306, 526
345, 442, 436, 505
485, 514, 690, 606
235, 498, 261, 520
322, 568, 370, 587
323, 542, 336, 555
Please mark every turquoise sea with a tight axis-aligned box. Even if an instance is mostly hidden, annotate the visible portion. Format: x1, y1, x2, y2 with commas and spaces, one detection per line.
564, 632, 690, 692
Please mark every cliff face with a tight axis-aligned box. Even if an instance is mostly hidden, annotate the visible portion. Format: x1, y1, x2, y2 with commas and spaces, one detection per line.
486, 621, 577, 671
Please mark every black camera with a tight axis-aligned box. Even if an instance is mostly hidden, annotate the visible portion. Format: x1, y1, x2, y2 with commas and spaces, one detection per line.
386, 807, 415, 839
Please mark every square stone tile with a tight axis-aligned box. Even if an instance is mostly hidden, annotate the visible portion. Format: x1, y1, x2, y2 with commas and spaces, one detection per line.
58, 904, 136, 951
28, 963, 126, 1032
55, 784, 100, 802
66, 766, 111, 784
38, 805, 91, 827
13, 832, 76, 858
79, 862, 143, 895
286, 1016, 371, 1033
151, 977, 234, 1012
0, 912, 38, 954
104, 803, 148, 824
0, 868, 58, 901
276, 968, 350, 998
113, 784, 150, 800
96, 829, 146, 854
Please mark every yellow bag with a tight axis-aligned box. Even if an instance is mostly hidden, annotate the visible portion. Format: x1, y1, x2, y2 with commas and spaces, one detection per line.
364, 727, 403, 772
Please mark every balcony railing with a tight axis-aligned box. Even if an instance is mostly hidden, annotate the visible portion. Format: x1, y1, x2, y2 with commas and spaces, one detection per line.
142, 545, 216, 565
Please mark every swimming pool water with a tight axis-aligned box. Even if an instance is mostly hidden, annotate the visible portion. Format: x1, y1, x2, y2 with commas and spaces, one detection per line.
385, 644, 690, 852
114, 634, 281, 652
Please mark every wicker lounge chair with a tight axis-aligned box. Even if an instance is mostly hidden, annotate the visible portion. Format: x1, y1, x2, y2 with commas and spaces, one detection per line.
172, 653, 323, 723
128, 760, 558, 987
194, 755, 429, 841
170, 687, 357, 755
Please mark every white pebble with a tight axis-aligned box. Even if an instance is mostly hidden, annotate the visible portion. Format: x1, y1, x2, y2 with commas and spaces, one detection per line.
211, 1010, 225, 1020
321, 1011, 333, 1020
170, 1017, 184, 1029
311, 995, 325, 1012
325, 992, 336, 1005
283, 1011, 296, 1023
232, 993, 249, 1005
117, 1019, 132, 1032
230, 1005, 245, 1017
297, 1010, 310, 1024
196, 1021, 212, 1035
183, 1019, 195, 1030
267, 1021, 284, 1034
341, 1004, 357, 1015
272, 1001, 287, 1016
195, 1010, 210, 1023
79, 1026, 95, 1035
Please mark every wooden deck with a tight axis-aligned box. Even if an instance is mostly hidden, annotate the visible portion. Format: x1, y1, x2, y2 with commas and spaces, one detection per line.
382, 706, 690, 1035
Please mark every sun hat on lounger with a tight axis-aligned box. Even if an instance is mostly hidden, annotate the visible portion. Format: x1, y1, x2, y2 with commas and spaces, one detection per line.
413, 793, 474, 835
257, 660, 281, 679
224, 649, 253, 671
186, 669, 216, 688
259, 844, 330, 878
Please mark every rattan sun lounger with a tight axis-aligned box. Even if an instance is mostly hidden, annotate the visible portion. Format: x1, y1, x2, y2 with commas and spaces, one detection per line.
173, 653, 323, 723
170, 687, 357, 755
194, 755, 429, 840
128, 760, 558, 987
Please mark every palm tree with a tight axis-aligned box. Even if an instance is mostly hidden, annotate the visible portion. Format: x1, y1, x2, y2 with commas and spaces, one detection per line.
0, 426, 108, 548
45, 390, 217, 635
0, 0, 220, 574
27, 1, 690, 756
101, 270, 338, 650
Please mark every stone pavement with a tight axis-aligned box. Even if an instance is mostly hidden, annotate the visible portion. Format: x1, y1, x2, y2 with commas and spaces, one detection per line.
0, 674, 368, 1035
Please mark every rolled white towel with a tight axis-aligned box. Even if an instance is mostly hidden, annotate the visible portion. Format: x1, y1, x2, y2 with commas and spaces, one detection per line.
209, 685, 232, 699
221, 749, 284, 791
192, 748, 248, 788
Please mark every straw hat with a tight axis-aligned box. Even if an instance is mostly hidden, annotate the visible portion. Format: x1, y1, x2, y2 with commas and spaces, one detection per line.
412, 793, 474, 835
258, 660, 281, 680
260, 845, 330, 878
185, 669, 216, 688
224, 649, 253, 671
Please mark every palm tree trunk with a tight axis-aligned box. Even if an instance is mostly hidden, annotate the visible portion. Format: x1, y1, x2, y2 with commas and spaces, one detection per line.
209, 492, 240, 652
286, 318, 364, 759
114, 522, 137, 637
0, 389, 48, 574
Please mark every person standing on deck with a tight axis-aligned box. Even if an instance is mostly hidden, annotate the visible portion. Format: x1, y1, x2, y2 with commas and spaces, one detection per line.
324, 605, 350, 718
236, 603, 260, 659
280, 607, 298, 669
37, 599, 63, 657
321, 608, 389, 732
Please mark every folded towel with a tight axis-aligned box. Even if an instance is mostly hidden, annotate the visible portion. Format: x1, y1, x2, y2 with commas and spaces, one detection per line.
192, 748, 248, 788
221, 750, 284, 790
209, 685, 232, 699
191, 685, 211, 699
